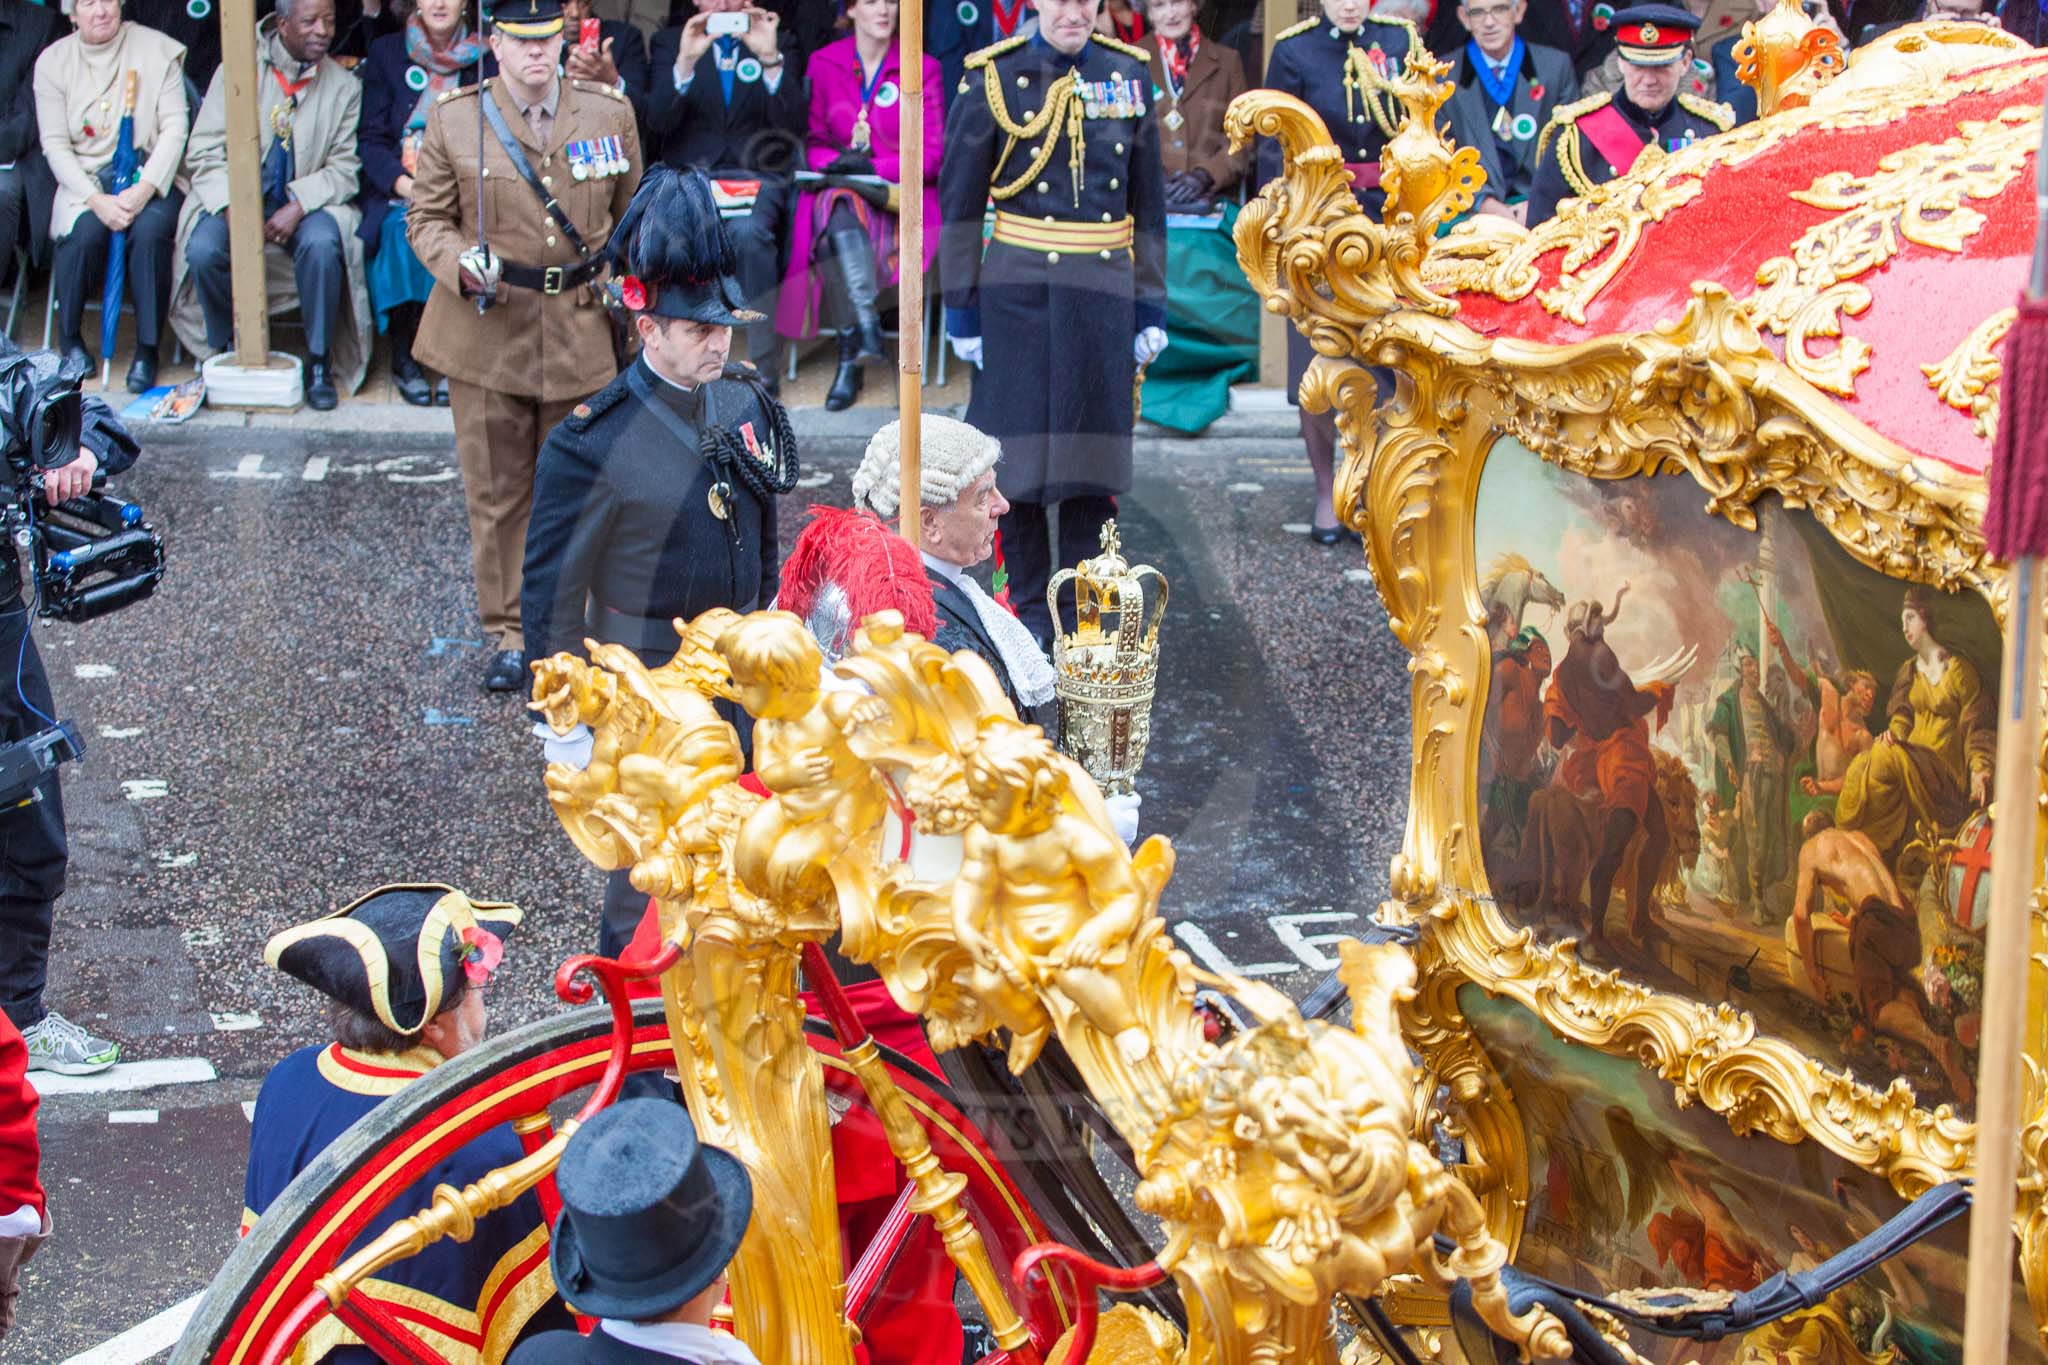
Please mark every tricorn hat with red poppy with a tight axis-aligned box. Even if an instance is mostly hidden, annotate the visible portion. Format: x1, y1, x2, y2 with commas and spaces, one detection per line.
606, 166, 761, 328
263, 884, 522, 1034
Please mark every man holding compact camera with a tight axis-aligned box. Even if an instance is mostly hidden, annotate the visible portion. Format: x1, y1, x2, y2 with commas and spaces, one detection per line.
646, 0, 805, 387
0, 340, 141, 1077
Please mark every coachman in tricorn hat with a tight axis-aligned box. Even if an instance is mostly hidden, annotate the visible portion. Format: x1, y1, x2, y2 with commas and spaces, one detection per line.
242, 885, 570, 1362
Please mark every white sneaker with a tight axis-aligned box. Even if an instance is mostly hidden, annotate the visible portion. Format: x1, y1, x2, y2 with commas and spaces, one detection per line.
20, 1011, 119, 1075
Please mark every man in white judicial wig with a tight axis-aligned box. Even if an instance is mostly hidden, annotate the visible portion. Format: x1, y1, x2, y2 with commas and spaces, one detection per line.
850, 413, 1140, 846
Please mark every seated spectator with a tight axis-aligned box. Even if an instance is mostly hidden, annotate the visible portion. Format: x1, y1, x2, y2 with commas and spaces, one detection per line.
359, 0, 483, 406
561, 0, 653, 128
34, 0, 190, 392
1, 3, 64, 282
0, 1015, 46, 1347
250, 885, 568, 1362
647, 0, 806, 387
1098, 0, 1149, 41
507, 1100, 757, 1365
129, 0, 226, 93
332, 0, 407, 64
776, 0, 941, 411
1144, 0, 1249, 210
170, 0, 368, 411
1440, 0, 1579, 222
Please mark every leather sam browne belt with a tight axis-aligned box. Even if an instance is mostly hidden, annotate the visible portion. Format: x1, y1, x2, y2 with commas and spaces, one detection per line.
499, 255, 607, 295
989, 212, 1134, 257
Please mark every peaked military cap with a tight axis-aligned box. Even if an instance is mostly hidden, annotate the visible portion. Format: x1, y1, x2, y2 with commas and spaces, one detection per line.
264, 885, 523, 1034
490, 0, 565, 40
1611, 4, 1701, 63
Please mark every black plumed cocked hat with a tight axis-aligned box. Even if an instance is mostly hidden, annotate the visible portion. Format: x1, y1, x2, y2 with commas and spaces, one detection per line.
607, 166, 763, 327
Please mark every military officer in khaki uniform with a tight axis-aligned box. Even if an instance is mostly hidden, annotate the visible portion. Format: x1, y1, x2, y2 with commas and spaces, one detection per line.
408, 0, 643, 692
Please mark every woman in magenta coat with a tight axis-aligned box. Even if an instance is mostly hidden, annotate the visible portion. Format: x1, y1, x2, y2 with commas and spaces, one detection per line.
775, 0, 942, 410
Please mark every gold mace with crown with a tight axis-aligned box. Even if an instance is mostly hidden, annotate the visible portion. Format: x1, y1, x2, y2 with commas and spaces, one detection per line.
1046, 521, 1167, 796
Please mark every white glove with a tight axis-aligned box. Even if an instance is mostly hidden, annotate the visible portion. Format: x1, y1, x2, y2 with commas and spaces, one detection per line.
532, 720, 594, 770
950, 335, 984, 368
1134, 326, 1168, 366
1105, 791, 1142, 847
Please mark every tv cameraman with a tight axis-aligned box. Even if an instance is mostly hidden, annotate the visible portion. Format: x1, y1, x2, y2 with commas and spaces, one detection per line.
0, 337, 140, 1077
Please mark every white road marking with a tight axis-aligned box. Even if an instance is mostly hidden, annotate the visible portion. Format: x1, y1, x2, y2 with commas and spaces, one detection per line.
1269, 911, 1360, 973
156, 852, 198, 869
1281, 523, 1311, 534
209, 1011, 261, 1032
211, 453, 283, 481
1343, 568, 1372, 583
376, 455, 459, 484
120, 779, 168, 800
27, 1057, 217, 1096
1173, 922, 1292, 977
59, 1289, 205, 1365
74, 664, 117, 679
795, 470, 833, 488
241, 1100, 257, 1121
99, 725, 143, 738
301, 455, 331, 482
1227, 482, 1264, 493
107, 1109, 158, 1124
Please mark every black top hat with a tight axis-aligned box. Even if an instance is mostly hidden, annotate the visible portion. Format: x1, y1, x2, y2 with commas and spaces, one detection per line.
606, 167, 763, 328
549, 1099, 755, 1320
490, 0, 566, 39
264, 885, 523, 1035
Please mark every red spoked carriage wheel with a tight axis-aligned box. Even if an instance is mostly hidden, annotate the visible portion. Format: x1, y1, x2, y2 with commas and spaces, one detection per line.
170, 999, 1078, 1365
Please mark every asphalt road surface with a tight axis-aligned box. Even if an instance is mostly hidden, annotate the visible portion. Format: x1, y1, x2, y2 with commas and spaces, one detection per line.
14, 419, 1411, 1364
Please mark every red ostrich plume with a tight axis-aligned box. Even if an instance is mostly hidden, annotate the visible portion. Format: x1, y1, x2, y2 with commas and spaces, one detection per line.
777, 505, 937, 647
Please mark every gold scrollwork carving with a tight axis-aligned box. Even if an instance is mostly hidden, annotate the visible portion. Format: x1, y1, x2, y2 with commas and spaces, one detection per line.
1747, 107, 2038, 396
1923, 304, 2015, 440
1732, 0, 1846, 117
1415, 41, 2044, 327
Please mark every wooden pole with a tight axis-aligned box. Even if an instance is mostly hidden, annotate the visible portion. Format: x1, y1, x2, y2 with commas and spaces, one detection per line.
1962, 556, 2048, 1363
1257, 0, 1294, 389
218, 0, 274, 368
897, 0, 926, 549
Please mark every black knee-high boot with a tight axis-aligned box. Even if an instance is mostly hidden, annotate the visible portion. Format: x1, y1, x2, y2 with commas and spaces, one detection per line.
824, 203, 886, 362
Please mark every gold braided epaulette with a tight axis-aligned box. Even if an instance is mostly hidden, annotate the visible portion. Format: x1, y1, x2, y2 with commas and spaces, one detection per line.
1533, 91, 1609, 164
1273, 17, 1320, 41
1677, 90, 1736, 131
1092, 32, 1151, 60
965, 34, 1030, 69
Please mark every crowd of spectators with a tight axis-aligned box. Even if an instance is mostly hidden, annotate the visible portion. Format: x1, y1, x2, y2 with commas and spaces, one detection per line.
0, 0, 2029, 409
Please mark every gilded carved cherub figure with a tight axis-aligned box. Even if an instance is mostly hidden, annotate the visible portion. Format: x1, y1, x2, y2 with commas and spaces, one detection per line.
953, 718, 1151, 1072
720, 612, 890, 905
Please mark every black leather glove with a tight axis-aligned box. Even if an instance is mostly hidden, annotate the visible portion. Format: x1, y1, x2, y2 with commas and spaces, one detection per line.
823, 149, 878, 177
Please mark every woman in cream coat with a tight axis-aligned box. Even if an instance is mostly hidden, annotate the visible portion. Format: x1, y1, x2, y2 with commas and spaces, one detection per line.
34, 0, 190, 392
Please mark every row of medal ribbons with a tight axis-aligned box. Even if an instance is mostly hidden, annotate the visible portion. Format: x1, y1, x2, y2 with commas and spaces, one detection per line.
1080, 72, 1146, 119
569, 136, 631, 180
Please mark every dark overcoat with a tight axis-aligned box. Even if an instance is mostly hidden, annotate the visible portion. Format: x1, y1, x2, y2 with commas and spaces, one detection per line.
938, 32, 1167, 506
521, 358, 783, 668
1525, 88, 1731, 227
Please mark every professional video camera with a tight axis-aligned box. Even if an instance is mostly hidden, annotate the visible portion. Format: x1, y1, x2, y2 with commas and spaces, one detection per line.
0, 347, 164, 624
0, 346, 165, 808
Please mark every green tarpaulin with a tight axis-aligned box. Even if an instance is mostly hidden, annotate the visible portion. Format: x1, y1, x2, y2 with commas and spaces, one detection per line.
1138, 205, 1260, 435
